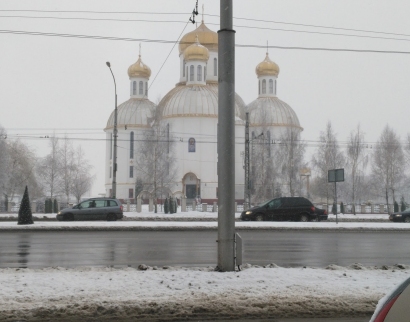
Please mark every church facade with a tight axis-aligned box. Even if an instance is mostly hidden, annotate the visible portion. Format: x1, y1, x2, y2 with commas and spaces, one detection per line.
104, 20, 302, 204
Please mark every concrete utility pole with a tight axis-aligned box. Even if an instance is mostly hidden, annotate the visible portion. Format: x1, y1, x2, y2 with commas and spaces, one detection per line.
106, 62, 118, 198
217, 0, 235, 271
244, 113, 250, 209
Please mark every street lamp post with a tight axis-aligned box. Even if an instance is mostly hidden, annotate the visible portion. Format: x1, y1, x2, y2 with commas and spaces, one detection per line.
106, 62, 118, 198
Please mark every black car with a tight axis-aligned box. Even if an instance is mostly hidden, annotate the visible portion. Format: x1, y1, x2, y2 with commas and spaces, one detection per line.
56, 197, 124, 221
240, 197, 327, 222
389, 207, 410, 223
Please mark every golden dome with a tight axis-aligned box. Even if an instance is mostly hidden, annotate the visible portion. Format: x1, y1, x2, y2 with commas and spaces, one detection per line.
184, 35, 210, 62
255, 53, 280, 77
127, 55, 151, 79
179, 21, 218, 54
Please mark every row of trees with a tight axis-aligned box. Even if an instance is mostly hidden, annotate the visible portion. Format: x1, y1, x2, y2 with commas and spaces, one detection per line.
0, 124, 95, 205
310, 122, 410, 208
249, 120, 410, 208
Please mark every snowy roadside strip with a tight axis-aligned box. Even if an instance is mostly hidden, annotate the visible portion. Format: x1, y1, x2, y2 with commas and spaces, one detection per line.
0, 221, 409, 232
0, 263, 408, 321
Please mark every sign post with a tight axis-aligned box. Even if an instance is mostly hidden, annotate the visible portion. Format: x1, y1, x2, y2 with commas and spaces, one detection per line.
328, 169, 344, 224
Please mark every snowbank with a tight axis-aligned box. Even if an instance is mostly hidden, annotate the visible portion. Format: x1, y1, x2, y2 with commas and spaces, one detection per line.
0, 264, 407, 321
0, 220, 408, 232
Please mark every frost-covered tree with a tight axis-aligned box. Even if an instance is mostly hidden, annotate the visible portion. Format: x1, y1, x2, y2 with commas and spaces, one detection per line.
134, 122, 177, 213
71, 146, 94, 203
278, 127, 305, 197
311, 121, 345, 204
5, 139, 41, 201
59, 136, 76, 203
0, 125, 9, 199
345, 125, 368, 214
37, 137, 62, 201
371, 125, 404, 210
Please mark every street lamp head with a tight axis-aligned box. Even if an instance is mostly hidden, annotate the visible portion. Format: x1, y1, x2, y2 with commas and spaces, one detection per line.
106, 61, 111, 68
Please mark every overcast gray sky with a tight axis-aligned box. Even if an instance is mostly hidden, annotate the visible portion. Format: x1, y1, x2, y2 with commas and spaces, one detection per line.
1, 0, 410, 196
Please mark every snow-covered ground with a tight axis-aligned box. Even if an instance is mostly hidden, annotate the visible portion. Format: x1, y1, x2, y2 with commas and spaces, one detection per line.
0, 208, 406, 321
1, 263, 408, 321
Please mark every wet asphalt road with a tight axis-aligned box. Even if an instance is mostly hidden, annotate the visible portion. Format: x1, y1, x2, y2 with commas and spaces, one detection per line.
0, 230, 409, 268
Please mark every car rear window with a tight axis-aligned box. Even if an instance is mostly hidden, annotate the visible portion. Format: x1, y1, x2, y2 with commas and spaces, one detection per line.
107, 200, 118, 207
94, 200, 105, 208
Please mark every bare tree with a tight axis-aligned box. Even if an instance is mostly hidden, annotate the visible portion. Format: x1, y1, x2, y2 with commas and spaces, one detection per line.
0, 125, 9, 199
59, 136, 75, 203
37, 137, 61, 201
134, 122, 177, 213
345, 124, 368, 214
278, 127, 305, 197
311, 121, 345, 205
71, 146, 94, 203
250, 132, 280, 203
4, 139, 41, 201
371, 125, 405, 211
405, 133, 410, 165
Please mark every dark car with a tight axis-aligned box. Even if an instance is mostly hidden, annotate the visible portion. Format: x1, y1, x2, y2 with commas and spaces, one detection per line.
240, 197, 327, 222
389, 207, 410, 223
56, 198, 123, 221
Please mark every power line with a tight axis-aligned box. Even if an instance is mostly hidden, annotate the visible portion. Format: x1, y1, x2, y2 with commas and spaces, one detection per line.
1, 9, 407, 39
2, 15, 410, 43
2, 29, 410, 54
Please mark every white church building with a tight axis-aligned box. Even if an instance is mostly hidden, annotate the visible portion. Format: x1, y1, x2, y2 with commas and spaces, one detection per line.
104, 19, 302, 204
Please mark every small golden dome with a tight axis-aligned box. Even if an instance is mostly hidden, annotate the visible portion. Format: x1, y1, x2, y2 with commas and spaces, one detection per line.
255, 53, 280, 77
184, 35, 210, 62
179, 21, 218, 54
127, 55, 151, 79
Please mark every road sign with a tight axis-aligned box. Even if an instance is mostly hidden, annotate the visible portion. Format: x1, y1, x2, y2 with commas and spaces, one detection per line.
328, 169, 344, 183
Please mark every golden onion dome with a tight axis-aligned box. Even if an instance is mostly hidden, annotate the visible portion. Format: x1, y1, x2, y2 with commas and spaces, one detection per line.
255, 53, 280, 77
127, 55, 151, 79
179, 21, 218, 54
184, 35, 210, 62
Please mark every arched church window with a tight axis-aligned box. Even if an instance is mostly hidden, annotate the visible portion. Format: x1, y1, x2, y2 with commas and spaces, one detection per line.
139, 81, 143, 95
186, 67, 188, 80
258, 80, 260, 95
188, 137, 196, 152
132, 81, 137, 95
183, 61, 186, 77
130, 132, 134, 159
275, 80, 277, 94
204, 66, 207, 80
197, 65, 202, 81
214, 58, 217, 76
190, 65, 194, 81
267, 130, 271, 157
262, 79, 266, 94
167, 123, 170, 154
269, 79, 273, 94
145, 82, 148, 96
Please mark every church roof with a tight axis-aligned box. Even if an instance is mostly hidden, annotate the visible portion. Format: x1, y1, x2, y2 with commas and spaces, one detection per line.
128, 55, 151, 79
255, 53, 280, 77
105, 98, 155, 130
179, 21, 218, 54
247, 97, 302, 130
158, 83, 245, 122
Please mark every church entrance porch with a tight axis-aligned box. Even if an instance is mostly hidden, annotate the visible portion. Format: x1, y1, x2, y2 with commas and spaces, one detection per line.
182, 173, 200, 204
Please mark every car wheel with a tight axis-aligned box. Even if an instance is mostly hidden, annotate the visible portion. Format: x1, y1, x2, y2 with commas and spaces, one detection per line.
255, 214, 264, 221
64, 213, 74, 221
404, 217, 410, 223
300, 214, 309, 222
107, 213, 117, 221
